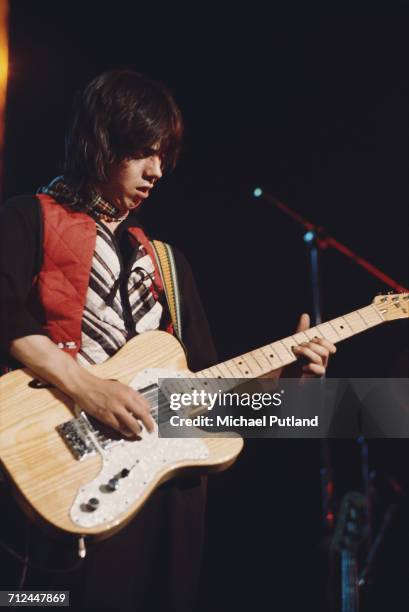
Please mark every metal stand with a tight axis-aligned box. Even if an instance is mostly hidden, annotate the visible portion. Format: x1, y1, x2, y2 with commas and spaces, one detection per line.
358, 436, 372, 549
252, 188, 408, 610
304, 231, 335, 530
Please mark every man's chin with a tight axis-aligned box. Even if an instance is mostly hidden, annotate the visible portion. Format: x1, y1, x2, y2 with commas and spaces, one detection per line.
127, 199, 143, 211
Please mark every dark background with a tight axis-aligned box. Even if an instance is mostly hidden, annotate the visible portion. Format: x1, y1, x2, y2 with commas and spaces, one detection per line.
2, 1, 408, 610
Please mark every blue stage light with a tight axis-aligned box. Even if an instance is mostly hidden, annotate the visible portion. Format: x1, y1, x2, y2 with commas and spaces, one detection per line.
304, 231, 315, 243
253, 187, 263, 198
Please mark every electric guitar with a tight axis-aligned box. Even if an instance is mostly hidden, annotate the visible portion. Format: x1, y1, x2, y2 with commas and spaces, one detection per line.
0, 293, 407, 540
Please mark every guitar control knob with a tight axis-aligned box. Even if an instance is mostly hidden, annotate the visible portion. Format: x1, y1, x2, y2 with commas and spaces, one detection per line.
87, 497, 100, 511
108, 478, 119, 491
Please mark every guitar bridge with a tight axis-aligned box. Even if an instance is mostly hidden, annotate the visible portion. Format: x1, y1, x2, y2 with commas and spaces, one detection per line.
56, 413, 121, 461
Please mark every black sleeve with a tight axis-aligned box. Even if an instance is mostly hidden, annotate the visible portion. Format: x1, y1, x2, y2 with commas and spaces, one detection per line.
172, 247, 218, 372
0, 195, 47, 351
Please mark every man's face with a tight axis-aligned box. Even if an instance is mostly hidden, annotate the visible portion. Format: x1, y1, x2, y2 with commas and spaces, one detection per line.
98, 148, 163, 214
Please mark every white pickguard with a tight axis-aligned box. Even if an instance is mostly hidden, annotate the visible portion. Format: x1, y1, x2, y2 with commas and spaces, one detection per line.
70, 368, 209, 529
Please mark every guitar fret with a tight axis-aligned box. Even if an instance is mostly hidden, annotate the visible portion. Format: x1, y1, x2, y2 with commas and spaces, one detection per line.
189, 369, 225, 393
241, 352, 265, 376
331, 317, 354, 339
261, 345, 283, 368
317, 322, 339, 342
363, 305, 385, 324
188, 376, 218, 395
208, 379, 226, 392
356, 310, 370, 328
232, 357, 255, 378
304, 327, 324, 340
279, 340, 295, 358
281, 336, 298, 357
250, 349, 273, 373
182, 378, 204, 394
345, 312, 367, 333
223, 359, 243, 378
292, 331, 312, 344
214, 362, 236, 379
207, 365, 226, 379
161, 378, 192, 398
271, 342, 293, 364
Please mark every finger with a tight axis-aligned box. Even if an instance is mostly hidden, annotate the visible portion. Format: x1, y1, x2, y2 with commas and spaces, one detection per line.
131, 389, 151, 412
293, 345, 324, 366
302, 363, 326, 376
313, 337, 337, 354
296, 313, 310, 333
117, 407, 144, 437
93, 409, 133, 437
301, 341, 329, 356
126, 397, 155, 432
299, 342, 330, 363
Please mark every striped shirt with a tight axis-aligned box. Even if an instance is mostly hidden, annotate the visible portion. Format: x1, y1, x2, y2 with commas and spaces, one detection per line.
77, 222, 163, 365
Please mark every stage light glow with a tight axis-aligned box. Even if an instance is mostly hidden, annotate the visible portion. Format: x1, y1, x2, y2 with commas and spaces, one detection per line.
253, 187, 263, 198
304, 231, 315, 243
0, 0, 9, 194
0, 1, 8, 105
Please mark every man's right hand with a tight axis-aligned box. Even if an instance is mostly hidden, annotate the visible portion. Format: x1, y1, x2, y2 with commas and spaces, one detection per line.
71, 374, 155, 438
9, 335, 155, 438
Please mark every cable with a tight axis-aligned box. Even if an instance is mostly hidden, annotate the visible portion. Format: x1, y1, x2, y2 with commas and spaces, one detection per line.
17, 520, 30, 589
0, 536, 86, 575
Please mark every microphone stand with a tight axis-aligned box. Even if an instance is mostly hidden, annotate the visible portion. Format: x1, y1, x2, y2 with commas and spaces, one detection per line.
304, 231, 335, 532
305, 231, 338, 608
252, 188, 408, 294
253, 188, 407, 609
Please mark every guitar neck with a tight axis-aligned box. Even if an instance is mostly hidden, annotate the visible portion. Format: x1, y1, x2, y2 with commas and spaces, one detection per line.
197, 304, 385, 380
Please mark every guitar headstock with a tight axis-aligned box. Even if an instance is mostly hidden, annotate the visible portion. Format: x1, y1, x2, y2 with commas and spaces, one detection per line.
373, 293, 409, 322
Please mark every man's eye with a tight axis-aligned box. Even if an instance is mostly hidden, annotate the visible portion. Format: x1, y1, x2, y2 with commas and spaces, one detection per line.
134, 148, 160, 159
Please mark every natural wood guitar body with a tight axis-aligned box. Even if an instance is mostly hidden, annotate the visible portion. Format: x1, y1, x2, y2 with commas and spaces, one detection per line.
0, 331, 243, 540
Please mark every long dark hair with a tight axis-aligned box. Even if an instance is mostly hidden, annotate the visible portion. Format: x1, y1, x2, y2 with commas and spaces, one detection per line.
64, 70, 183, 192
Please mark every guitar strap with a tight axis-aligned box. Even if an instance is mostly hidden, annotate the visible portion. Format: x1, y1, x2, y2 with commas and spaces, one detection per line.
150, 240, 182, 341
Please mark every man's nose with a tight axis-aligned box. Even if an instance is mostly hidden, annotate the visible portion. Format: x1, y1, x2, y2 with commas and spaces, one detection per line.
146, 155, 163, 181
